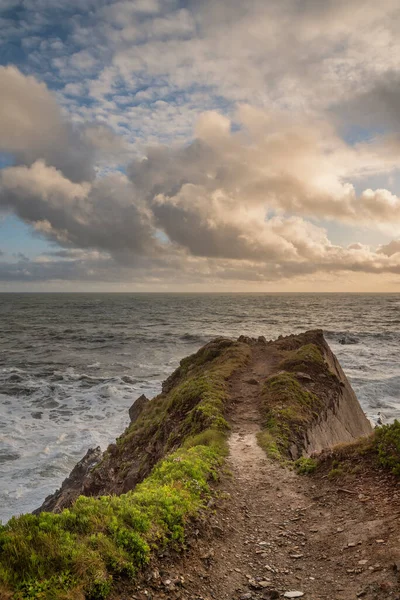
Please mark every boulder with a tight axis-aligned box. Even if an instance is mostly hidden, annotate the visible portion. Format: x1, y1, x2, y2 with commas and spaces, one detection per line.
129, 394, 149, 423
34, 446, 102, 514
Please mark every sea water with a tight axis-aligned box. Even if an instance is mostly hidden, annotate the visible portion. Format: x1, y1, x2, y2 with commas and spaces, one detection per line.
1, 293, 400, 522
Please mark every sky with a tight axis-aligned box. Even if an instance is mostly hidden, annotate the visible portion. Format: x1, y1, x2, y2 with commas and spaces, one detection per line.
2, 1, 400, 291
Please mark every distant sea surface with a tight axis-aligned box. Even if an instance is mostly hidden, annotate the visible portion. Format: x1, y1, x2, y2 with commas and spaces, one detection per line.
1, 293, 400, 522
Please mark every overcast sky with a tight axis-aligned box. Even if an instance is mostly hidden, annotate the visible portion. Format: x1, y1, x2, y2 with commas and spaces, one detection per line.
2, 0, 400, 291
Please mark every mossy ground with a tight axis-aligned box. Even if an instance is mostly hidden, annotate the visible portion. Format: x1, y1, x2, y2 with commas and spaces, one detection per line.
259, 371, 323, 460
374, 419, 400, 475
279, 343, 325, 372
0, 339, 250, 600
304, 420, 400, 479
0, 446, 221, 600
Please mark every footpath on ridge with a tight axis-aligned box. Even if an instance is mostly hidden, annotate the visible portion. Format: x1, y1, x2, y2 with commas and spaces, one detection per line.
133, 340, 400, 600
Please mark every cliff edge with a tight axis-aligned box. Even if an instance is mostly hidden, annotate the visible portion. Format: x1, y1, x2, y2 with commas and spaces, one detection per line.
2, 330, 400, 600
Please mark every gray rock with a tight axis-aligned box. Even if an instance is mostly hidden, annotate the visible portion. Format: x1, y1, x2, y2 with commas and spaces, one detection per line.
129, 394, 149, 423
33, 446, 103, 514
295, 372, 312, 381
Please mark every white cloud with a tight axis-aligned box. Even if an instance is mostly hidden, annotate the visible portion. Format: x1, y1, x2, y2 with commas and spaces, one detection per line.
4, 2, 400, 287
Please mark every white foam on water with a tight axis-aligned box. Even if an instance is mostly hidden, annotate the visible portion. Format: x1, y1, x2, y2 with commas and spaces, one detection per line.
1, 292, 400, 522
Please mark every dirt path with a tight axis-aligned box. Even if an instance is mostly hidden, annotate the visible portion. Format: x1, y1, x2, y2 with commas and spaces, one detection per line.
133, 343, 400, 600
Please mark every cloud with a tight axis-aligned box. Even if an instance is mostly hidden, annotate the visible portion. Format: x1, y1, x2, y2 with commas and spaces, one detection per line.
377, 240, 400, 256
128, 107, 400, 235
0, 66, 97, 181
2, 98, 400, 284
0, 160, 158, 258
4, 3, 400, 287
0, 67, 130, 182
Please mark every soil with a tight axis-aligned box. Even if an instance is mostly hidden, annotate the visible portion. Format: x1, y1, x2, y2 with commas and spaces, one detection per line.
116, 342, 400, 600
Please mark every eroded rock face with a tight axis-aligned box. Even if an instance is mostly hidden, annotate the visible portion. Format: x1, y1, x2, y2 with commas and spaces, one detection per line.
273, 330, 372, 458
129, 394, 149, 423
34, 446, 103, 514
303, 333, 372, 456
34, 330, 372, 513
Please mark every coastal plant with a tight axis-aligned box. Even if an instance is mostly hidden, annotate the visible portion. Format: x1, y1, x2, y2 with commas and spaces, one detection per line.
374, 419, 400, 475
328, 464, 344, 479
294, 457, 318, 474
259, 372, 323, 459
279, 343, 325, 372
0, 339, 251, 599
0, 445, 224, 599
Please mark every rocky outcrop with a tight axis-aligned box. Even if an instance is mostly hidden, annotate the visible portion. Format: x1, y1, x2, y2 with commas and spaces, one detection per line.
129, 394, 148, 423
34, 446, 102, 514
271, 330, 372, 458
303, 332, 372, 455
34, 338, 250, 512
34, 330, 372, 514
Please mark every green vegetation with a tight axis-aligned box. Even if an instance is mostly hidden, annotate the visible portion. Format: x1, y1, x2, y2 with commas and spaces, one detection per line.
304, 421, 400, 479
294, 457, 318, 474
259, 372, 323, 460
0, 446, 222, 599
279, 343, 325, 372
327, 466, 344, 479
119, 339, 250, 455
374, 419, 400, 475
0, 339, 251, 600
256, 430, 282, 460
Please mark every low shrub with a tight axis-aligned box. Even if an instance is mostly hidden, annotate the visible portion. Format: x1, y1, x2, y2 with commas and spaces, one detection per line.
374, 420, 400, 475
294, 457, 318, 474
0, 445, 223, 599
0, 340, 252, 599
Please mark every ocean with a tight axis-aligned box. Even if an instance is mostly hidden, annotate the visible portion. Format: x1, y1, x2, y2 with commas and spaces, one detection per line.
1, 293, 400, 523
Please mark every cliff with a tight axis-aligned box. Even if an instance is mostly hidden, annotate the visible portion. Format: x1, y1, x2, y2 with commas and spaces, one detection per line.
2, 330, 399, 600
35, 330, 372, 513
261, 330, 373, 459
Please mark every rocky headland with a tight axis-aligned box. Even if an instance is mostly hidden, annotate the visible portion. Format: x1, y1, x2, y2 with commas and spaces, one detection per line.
1, 330, 400, 600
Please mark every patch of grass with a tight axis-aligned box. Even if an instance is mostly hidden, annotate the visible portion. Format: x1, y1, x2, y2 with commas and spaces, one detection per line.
294, 457, 318, 474
279, 343, 325, 372
374, 420, 400, 475
0, 445, 223, 600
328, 466, 344, 479
257, 431, 282, 460
258, 372, 323, 459
120, 340, 250, 452
183, 429, 228, 453
178, 339, 234, 376
0, 339, 251, 600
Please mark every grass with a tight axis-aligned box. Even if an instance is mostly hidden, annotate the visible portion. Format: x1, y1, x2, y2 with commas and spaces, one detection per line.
279, 343, 325, 372
305, 421, 400, 480
0, 338, 251, 599
0, 446, 222, 599
256, 430, 282, 460
259, 372, 323, 459
374, 420, 400, 475
294, 457, 318, 474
